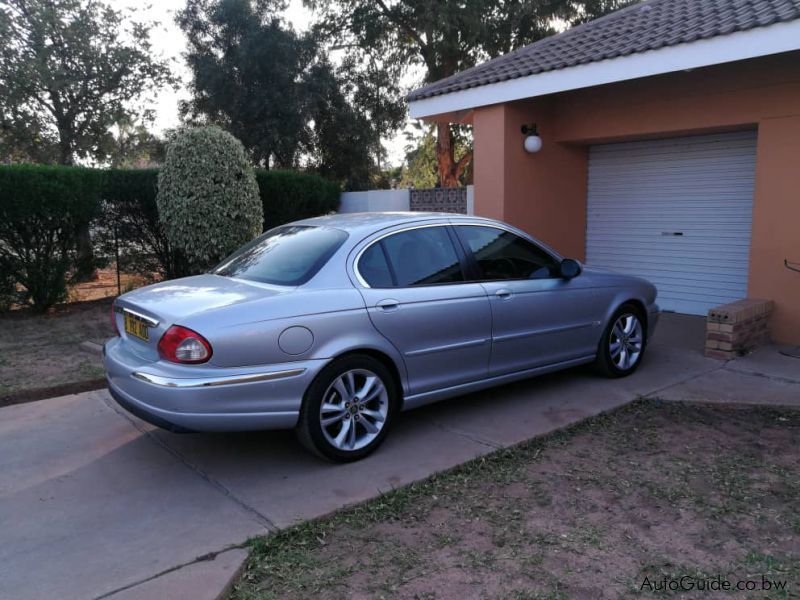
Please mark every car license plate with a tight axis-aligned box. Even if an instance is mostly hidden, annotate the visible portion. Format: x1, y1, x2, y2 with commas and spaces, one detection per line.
124, 312, 150, 341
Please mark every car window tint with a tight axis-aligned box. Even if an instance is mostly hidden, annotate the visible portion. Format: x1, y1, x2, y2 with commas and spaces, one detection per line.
358, 243, 394, 288
212, 225, 348, 286
380, 227, 464, 287
456, 226, 559, 280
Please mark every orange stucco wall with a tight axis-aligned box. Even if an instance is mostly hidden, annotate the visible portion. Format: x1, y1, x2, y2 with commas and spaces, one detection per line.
750, 116, 800, 344
468, 51, 800, 343
473, 99, 588, 260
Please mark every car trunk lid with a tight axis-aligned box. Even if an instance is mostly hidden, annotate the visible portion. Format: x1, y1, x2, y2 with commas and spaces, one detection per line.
113, 274, 289, 361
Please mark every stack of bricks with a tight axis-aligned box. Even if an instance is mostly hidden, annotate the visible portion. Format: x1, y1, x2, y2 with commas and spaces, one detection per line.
706, 298, 773, 360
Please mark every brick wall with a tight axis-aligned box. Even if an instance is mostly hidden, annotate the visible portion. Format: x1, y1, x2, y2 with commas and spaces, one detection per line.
706, 299, 773, 360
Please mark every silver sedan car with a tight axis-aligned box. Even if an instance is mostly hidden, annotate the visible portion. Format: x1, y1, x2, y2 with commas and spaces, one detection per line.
104, 213, 659, 461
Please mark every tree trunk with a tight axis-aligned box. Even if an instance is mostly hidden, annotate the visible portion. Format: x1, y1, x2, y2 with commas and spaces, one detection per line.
73, 226, 96, 282
435, 122, 460, 187
435, 122, 473, 188
58, 140, 73, 166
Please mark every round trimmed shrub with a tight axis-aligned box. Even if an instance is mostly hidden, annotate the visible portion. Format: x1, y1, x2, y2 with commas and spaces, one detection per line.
157, 127, 262, 274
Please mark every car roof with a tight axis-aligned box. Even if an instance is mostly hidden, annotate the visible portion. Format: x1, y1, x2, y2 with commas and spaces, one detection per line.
293, 211, 493, 234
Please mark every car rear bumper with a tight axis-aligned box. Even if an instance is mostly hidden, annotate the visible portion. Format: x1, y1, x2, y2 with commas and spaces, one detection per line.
103, 337, 326, 432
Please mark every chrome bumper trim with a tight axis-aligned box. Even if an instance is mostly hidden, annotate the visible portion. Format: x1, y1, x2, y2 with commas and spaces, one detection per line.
132, 368, 307, 388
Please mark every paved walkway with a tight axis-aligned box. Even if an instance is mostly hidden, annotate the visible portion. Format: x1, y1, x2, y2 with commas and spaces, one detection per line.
1, 315, 797, 600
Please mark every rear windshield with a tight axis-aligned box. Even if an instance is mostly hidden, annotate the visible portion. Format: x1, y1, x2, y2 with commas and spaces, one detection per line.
212, 225, 348, 286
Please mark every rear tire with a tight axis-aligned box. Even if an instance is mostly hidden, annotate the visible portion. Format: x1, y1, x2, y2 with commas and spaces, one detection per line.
296, 354, 398, 462
594, 304, 647, 378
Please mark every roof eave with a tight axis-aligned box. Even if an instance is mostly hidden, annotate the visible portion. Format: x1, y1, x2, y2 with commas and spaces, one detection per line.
408, 19, 800, 120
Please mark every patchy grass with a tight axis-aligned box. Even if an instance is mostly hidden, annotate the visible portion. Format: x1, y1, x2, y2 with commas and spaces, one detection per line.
232, 401, 800, 599
0, 298, 113, 397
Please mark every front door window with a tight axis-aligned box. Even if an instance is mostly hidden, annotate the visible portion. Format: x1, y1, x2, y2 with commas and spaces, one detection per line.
456, 225, 560, 281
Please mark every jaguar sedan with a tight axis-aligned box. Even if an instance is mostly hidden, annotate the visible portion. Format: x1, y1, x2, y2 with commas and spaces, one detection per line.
104, 213, 658, 461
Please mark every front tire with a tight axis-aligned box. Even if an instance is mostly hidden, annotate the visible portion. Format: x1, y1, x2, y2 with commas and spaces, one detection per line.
594, 304, 647, 378
296, 355, 398, 462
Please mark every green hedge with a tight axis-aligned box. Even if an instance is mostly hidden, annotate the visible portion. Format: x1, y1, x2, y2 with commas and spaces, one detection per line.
0, 165, 341, 311
100, 168, 186, 279
256, 169, 340, 231
0, 165, 102, 311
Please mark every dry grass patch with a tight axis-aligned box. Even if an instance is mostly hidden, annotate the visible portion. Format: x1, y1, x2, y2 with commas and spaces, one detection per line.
0, 298, 113, 397
232, 401, 800, 600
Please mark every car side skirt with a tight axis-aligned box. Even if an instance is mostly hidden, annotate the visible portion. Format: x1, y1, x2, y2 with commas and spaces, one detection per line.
402, 354, 596, 411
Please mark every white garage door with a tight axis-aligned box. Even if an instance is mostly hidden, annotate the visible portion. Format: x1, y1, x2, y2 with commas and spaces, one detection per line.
586, 131, 757, 315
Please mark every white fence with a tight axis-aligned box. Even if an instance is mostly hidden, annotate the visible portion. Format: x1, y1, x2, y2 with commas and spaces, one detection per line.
339, 186, 474, 215
339, 189, 410, 213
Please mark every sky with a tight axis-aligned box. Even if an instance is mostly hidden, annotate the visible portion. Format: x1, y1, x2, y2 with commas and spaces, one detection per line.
113, 0, 413, 166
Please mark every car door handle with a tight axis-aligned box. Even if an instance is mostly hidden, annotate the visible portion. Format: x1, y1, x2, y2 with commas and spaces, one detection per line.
376, 299, 400, 312
495, 289, 513, 300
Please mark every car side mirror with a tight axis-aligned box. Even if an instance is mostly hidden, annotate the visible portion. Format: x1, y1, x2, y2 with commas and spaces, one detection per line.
559, 258, 582, 279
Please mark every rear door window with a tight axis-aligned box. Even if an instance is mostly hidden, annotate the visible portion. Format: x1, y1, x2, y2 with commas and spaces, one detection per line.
357, 243, 394, 288
357, 226, 465, 287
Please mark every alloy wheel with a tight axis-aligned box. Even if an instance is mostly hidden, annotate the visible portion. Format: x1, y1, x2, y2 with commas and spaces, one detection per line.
319, 368, 389, 452
609, 313, 644, 371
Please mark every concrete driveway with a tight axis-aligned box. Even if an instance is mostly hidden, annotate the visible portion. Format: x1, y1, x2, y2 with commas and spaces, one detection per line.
1, 315, 797, 600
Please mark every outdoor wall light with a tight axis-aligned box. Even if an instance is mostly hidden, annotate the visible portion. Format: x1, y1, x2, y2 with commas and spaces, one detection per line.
521, 124, 543, 153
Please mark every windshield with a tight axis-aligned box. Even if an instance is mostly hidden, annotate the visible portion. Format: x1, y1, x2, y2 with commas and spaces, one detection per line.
212, 225, 348, 286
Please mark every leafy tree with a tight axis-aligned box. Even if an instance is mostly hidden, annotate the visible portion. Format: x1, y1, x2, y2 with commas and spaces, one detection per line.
106, 120, 166, 168
178, 0, 314, 168
0, 0, 175, 165
308, 0, 635, 187
178, 0, 404, 189
373, 165, 403, 190
400, 123, 471, 189
157, 126, 262, 274
402, 130, 438, 189
0, 117, 59, 164
304, 59, 381, 190
571, 0, 636, 23
0, 0, 175, 279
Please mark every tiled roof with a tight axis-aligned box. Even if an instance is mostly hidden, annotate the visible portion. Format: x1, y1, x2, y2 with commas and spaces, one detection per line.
407, 0, 800, 101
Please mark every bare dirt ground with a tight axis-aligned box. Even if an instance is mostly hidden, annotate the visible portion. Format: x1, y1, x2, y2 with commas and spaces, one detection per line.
0, 298, 114, 398
233, 401, 800, 600
0, 267, 154, 400
67, 267, 151, 303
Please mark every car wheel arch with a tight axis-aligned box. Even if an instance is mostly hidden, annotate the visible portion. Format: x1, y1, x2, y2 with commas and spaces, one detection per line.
619, 299, 648, 335
328, 348, 406, 406
614, 296, 646, 315
599, 296, 648, 336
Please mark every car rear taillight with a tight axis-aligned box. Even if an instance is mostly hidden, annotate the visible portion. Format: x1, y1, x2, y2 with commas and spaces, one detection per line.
157, 325, 212, 364
111, 302, 119, 336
